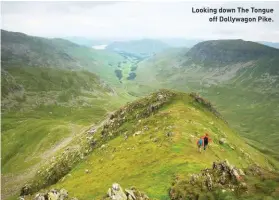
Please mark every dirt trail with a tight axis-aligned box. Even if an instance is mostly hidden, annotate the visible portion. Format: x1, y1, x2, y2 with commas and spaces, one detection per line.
41, 116, 109, 159
41, 123, 86, 159
1, 114, 111, 200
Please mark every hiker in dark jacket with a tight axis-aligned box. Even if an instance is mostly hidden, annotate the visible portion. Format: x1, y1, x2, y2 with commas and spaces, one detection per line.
197, 133, 212, 152
203, 133, 211, 150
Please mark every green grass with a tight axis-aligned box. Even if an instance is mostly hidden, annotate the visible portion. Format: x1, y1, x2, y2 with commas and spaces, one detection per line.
2, 118, 72, 173
1, 95, 134, 199
202, 86, 279, 156
1, 91, 133, 171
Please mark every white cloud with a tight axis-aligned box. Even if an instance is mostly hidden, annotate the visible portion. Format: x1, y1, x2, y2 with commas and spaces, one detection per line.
1, 1, 279, 42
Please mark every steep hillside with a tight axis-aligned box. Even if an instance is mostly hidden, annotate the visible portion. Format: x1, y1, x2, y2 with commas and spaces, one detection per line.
20, 90, 279, 200
1, 30, 81, 69
1, 66, 135, 199
1, 66, 114, 111
1, 29, 125, 84
106, 39, 170, 58
131, 40, 279, 156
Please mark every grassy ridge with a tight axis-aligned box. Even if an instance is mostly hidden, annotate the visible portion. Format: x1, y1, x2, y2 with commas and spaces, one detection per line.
39, 91, 278, 200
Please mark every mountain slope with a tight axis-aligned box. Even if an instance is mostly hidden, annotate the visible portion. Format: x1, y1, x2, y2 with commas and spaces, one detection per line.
131, 40, 279, 156
106, 39, 170, 58
1, 30, 137, 200
1, 29, 126, 85
1, 66, 115, 111
1, 30, 81, 69
186, 39, 279, 65
258, 41, 279, 49
22, 90, 279, 200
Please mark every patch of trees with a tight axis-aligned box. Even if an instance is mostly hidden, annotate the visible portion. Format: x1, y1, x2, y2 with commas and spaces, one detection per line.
127, 72, 137, 80
114, 69, 123, 80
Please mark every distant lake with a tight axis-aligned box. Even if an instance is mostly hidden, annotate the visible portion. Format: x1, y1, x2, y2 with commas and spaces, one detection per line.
92, 44, 108, 50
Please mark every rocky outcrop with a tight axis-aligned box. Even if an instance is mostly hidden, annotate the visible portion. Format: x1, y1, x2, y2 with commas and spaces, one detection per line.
170, 160, 279, 200
104, 183, 149, 200
189, 92, 226, 123
107, 183, 127, 200
219, 138, 226, 145
20, 188, 77, 200
170, 160, 247, 200
87, 127, 96, 134
20, 184, 32, 196
100, 90, 175, 139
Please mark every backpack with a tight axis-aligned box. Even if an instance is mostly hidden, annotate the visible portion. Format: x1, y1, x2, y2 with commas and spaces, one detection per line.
198, 139, 203, 145
204, 137, 209, 144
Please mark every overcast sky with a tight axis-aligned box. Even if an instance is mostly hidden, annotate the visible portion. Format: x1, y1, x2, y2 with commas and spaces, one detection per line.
1, 1, 279, 42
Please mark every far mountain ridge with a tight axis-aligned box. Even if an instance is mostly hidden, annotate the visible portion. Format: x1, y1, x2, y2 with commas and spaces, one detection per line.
1, 29, 128, 85
186, 39, 279, 65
